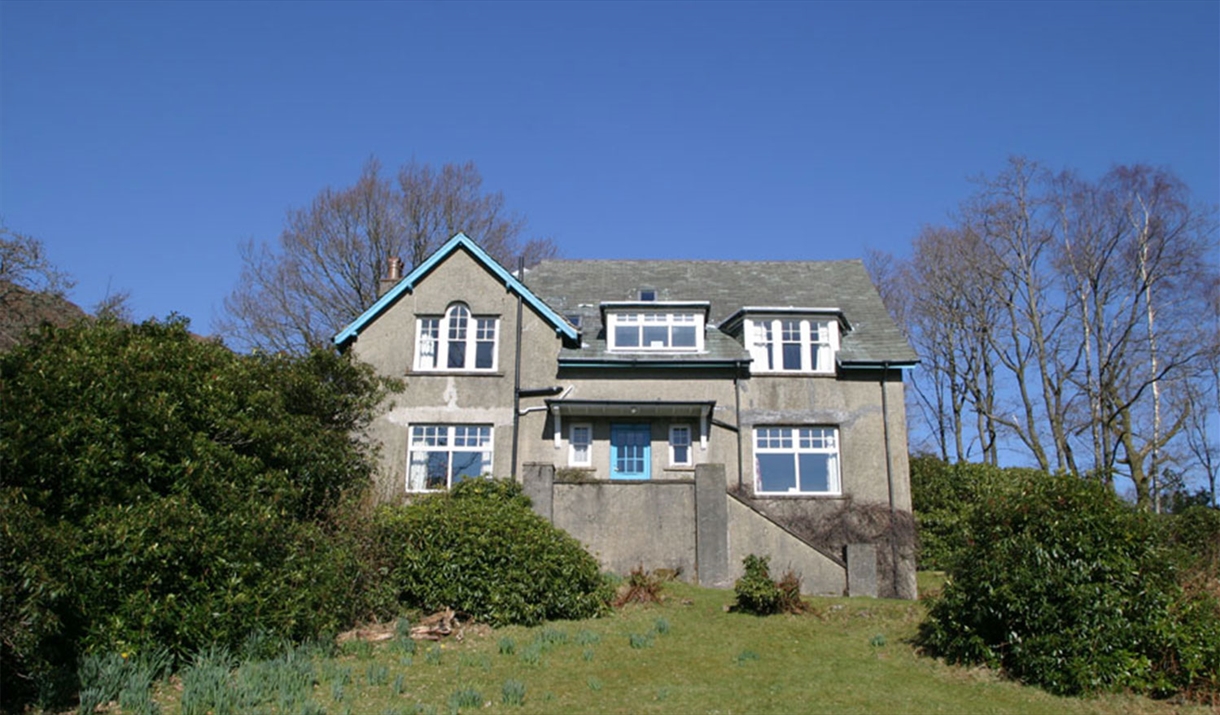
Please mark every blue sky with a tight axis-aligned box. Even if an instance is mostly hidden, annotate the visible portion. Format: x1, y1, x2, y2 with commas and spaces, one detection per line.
2, 1, 1217, 334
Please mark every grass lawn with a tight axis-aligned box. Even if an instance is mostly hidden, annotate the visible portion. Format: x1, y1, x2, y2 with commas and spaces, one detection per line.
150, 579, 1211, 715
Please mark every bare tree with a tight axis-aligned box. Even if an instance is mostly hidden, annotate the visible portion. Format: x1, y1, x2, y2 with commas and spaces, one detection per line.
221, 158, 558, 353
0, 224, 82, 349
881, 159, 1219, 506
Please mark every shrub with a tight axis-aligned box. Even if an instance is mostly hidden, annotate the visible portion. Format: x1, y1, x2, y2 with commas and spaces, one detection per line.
908, 455, 1045, 570
917, 472, 1220, 700
0, 318, 394, 710
732, 555, 806, 615
612, 565, 666, 607
375, 478, 612, 627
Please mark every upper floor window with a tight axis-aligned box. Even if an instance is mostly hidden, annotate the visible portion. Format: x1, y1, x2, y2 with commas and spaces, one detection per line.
747, 317, 837, 373
416, 303, 499, 371
607, 311, 703, 352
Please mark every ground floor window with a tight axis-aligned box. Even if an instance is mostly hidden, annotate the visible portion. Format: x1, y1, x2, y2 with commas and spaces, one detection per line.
408, 424, 493, 491
669, 424, 692, 466
569, 423, 592, 467
753, 426, 839, 494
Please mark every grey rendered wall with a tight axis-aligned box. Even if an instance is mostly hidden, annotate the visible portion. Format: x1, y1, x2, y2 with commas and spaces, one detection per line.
551, 480, 698, 579
516, 368, 741, 488
349, 248, 565, 498
725, 497, 847, 596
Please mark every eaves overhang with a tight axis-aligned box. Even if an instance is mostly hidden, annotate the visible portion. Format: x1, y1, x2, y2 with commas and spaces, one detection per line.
557, 357, 749, 370
333, 233, 578, 348
544, 399, 715, 419
719, 306, 851, 334
837, 359, 920, 370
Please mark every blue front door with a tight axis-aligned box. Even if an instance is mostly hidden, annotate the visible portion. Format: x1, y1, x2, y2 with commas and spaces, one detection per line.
611, 424, 651, 480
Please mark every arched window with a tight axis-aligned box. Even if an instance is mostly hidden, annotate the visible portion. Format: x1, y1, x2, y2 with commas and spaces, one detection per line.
415, 303, 498, 371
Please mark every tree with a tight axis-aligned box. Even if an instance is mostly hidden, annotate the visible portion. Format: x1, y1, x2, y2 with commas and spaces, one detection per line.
0, 224, 82, 349
0, 317, 395, 707
877, 158, 1219, 507
221, 158, 558, 353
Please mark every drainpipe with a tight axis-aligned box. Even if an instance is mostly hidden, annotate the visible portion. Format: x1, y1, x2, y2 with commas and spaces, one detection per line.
510, 257, 525, 480
880, 361, 900, 596
734, 362, 745, 492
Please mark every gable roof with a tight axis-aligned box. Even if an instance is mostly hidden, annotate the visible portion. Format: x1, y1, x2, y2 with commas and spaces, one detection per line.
523, 258, 917, 366
333, 233, 578, 348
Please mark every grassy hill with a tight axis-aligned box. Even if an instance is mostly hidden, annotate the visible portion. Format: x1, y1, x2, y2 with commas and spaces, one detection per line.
133, 577, 1211, 715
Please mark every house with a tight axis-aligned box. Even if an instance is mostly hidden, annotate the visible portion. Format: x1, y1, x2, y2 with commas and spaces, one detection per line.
334, 234, 920, 598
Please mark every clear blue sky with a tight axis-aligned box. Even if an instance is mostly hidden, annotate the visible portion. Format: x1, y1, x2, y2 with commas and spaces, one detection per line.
2, 1, 1217, 334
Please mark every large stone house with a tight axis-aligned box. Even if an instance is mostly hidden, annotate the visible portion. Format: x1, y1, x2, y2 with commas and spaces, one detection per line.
334, 234, 919, 598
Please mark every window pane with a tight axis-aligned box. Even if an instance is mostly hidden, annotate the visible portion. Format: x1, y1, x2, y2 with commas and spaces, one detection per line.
418, 319, 440, 369
446, 341, 465, 369
758, 453, 796, 492
475, 341, 494, 369
672, 325, 697, 347
798, 453, 832, 493
451, 451, 486, 484
782, 343, 802, 370
424, 452, 448, 490
615, 325, 639, 348
407, 453, 431, 490
673, 444, 689, 464
643, 325, 668, 347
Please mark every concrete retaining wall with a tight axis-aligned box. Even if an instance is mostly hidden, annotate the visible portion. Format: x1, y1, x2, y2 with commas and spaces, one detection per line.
524, 463, 867, 596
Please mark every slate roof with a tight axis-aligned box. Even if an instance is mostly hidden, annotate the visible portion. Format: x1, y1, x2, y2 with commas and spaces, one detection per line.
523, 259, 917, 366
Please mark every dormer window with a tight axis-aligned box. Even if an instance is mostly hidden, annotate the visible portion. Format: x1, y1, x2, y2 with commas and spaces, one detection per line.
606, 310, 704, 352
747, 316, 838, 374
415, 302, 499, 371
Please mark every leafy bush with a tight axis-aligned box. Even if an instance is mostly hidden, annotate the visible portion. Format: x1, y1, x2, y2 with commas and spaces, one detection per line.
732, 555, 806, 615
0, 318, 393, 709
375, 478, 612, 627
917, 472, 1220, 700
909, 454, 1045, 569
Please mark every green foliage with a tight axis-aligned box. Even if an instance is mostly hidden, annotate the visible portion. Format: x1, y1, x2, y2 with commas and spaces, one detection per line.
909, 454, 1046, 569
501, 678, 526, 706
732, 555, 807, 616
0, 317, 393, 709
917, 472, 1220, 700
448, 685, 483, 710
374, 478, 612, 627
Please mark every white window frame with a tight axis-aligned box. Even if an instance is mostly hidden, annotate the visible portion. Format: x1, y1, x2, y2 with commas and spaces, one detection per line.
669, 424, 693, 467
753, 426, 840, 495
569, 423, 593, 467
606, 311, 704, 352
747, 317, 838, 374
407, 424, 493, 492
414, 303, 499, 372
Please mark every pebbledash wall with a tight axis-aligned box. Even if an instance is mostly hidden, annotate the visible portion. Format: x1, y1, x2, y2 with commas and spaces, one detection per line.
338, 235, 918, 600
522, 463, 879, 597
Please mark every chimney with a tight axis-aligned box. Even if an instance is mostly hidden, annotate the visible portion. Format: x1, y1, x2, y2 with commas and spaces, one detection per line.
379, 256, 404, 297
